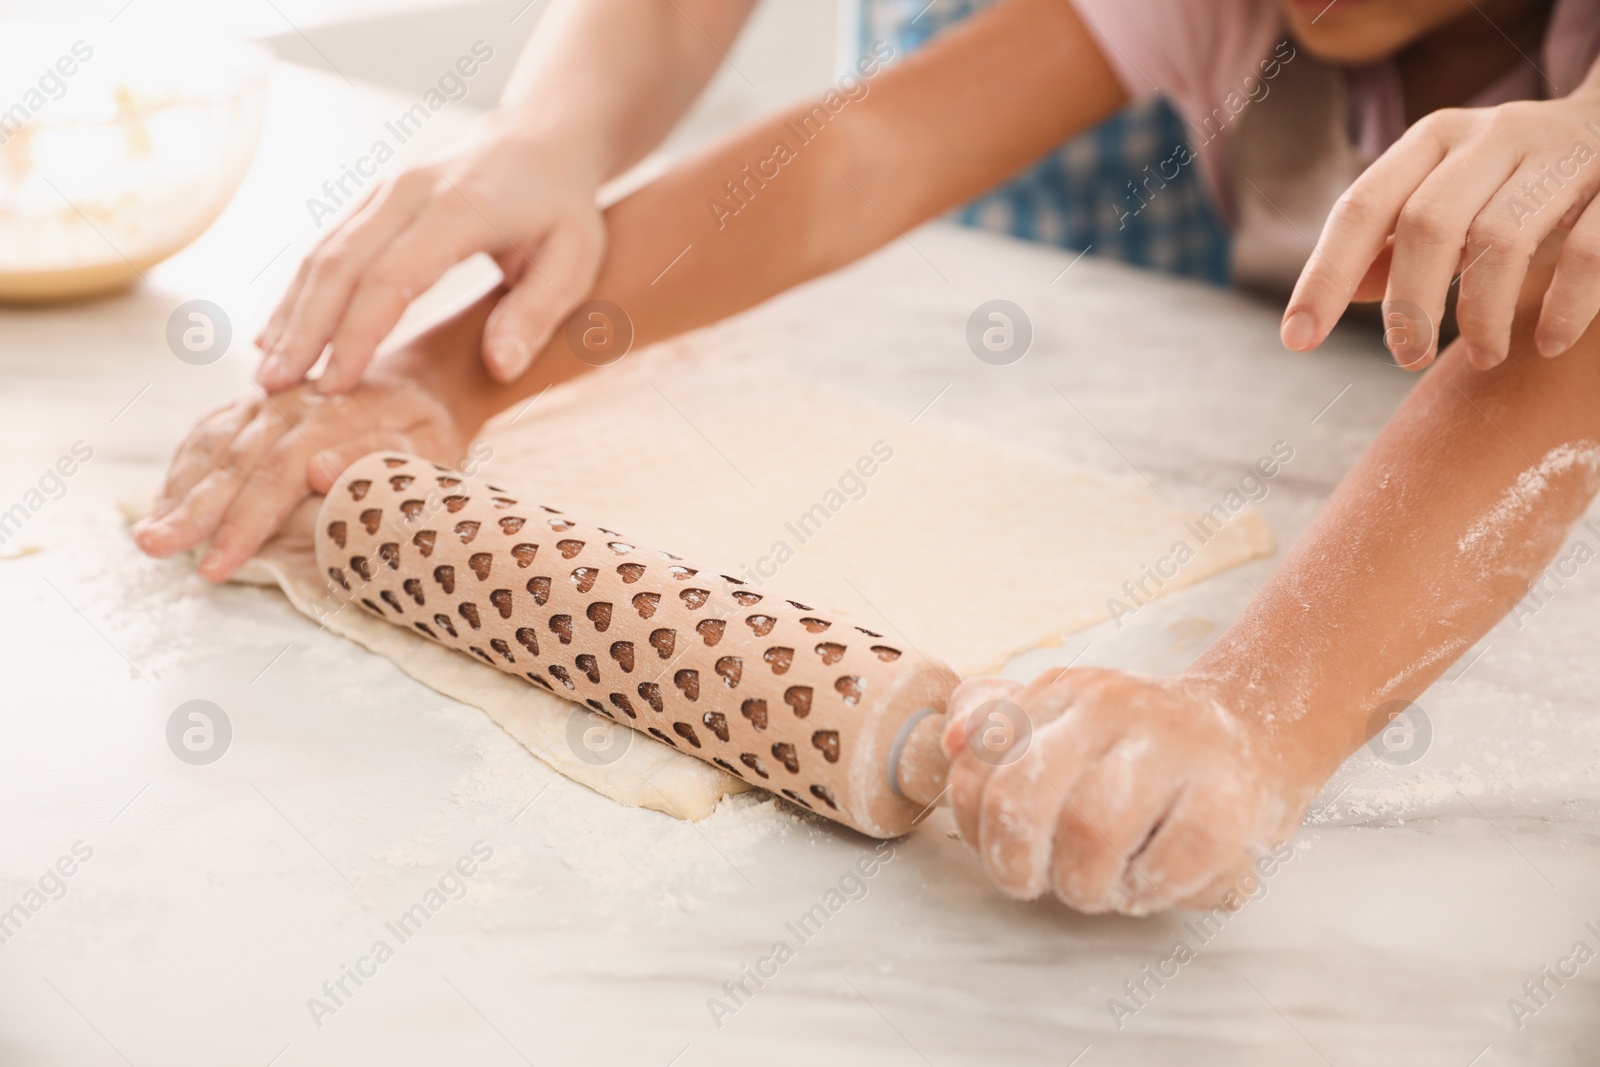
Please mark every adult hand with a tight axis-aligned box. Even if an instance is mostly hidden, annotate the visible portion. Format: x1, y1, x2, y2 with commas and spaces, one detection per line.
1281, 81, 1600, 369
255, 119, 605, 395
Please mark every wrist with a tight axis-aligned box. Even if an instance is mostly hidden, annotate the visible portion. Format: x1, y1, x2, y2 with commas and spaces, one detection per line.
375, 291, 597, 440
478, 105, 615, 189
1179, 653, 1362, 791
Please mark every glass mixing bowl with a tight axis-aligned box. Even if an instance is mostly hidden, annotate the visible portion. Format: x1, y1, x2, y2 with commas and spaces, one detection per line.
0, 22, 270, 303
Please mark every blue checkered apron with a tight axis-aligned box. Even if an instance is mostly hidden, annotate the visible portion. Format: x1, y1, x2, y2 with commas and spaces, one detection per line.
853, 0, 1231, 284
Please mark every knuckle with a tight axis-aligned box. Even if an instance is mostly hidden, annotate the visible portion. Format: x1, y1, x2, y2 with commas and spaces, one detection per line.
1397, 199, 1457, 245
1485, 101, 1537, 136
199, 415, 245, 454
391, 168, 437, 197
426, 172, 455, 196
254, 445, 308, 492
1332, 187, 1384, 229
427, 177, 476, 213
1466, 216, 1519, 254
219, 435, 256, 472
1417, 107, 1470, 140
443, 174, 491, 206
308, 245, 355, 284
253, 463, 303, 498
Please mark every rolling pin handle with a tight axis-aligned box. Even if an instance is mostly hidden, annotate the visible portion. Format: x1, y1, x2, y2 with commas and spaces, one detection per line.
886, 706, 950, 811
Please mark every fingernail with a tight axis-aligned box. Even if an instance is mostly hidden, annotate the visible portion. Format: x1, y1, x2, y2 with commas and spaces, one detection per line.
489, 337, 532, 380
1281, 310, 1316, 350
1464, 344, 1505, 370
1392, 339, 1430, 369
197, 550, 225, 580
1535, 331, 1568, 358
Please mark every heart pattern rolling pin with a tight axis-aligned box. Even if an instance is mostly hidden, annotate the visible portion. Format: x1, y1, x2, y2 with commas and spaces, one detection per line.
313, 453, 959, 837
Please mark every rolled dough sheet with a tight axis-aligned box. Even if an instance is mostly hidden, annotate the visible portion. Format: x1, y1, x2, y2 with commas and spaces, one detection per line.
478, 343, 1274, 677
176, 343, 1273, 822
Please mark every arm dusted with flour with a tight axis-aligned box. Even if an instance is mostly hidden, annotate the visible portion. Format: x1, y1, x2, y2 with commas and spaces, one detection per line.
940, 247, 1600, 914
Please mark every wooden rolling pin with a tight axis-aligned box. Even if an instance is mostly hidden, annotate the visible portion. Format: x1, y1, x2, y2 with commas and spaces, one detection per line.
313, 452, 959, 837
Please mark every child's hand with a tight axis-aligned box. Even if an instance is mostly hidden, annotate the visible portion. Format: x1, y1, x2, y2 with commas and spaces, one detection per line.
941, 667, 1298, 915
1282, 83, 1600, 369
255, 121, 605, 395
131, 373, 468, 582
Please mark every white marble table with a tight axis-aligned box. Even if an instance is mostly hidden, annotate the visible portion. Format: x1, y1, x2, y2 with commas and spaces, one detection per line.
3, 61, 1599, 1067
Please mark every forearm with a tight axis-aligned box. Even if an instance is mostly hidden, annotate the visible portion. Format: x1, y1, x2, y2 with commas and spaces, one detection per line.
412, 0, 1125, 430
1193, 260, 1600, 788
493, 0, 758, 185
602, 0, 1125, 342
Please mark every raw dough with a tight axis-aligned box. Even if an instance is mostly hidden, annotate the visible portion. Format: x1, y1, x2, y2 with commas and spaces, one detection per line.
205, 344, 1274, 821
478, 346, 1273, 676
233, 506, 738, 820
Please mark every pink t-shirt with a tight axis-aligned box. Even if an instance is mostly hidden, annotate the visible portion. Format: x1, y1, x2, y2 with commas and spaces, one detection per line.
1070, 0, 1600, 226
